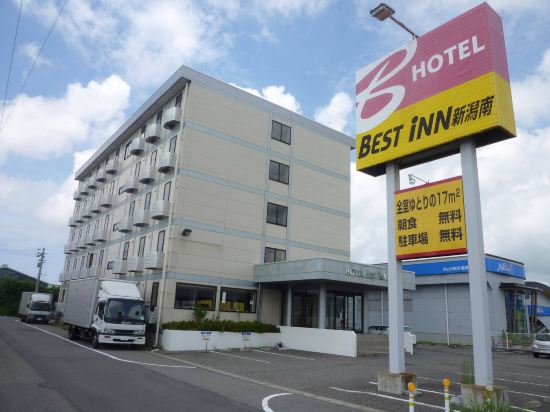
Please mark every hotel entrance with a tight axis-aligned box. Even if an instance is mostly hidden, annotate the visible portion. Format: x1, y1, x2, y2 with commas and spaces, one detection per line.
290, 288, 363, 332
327, 292, 363, 332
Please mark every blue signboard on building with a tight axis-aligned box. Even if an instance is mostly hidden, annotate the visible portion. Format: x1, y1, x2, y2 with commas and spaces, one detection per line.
528, 305, 550, 316
403, 257, 525, 279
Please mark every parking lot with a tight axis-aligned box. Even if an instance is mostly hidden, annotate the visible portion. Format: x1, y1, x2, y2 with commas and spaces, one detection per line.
155, 344, 550, 411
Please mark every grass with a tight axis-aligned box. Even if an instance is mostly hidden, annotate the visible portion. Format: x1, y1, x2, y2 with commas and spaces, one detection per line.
162, 319, 280, 333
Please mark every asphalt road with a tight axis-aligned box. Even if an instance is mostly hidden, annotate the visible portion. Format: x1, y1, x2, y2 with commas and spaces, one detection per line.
0, 317, 360, 412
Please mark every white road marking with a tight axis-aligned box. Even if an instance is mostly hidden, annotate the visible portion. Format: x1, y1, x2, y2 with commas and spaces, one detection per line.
329, 386, 444, 410
210, 350, 271, 364
250, 349, 315, 360
261, 393, 292, 412
454, 371, 549, 387
368, 381, 451, 396
16, 320, 195, 368
508, 390, 550, 400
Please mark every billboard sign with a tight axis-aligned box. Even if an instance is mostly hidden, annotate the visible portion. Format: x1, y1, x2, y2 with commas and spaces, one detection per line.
356, 3, 516, 176
395, 176, 466, 259
403, 257, 526, 279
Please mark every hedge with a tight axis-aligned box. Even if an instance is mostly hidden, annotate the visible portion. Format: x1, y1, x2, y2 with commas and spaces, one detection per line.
162, 319, 280, 333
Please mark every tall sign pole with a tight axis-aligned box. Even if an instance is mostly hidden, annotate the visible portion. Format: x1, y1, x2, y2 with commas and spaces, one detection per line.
386, 161, 404, 373
460, 139, 493, 385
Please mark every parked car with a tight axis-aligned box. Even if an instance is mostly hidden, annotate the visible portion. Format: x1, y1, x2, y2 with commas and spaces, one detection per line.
532, 333, 550, 358
367, 325, 417, 345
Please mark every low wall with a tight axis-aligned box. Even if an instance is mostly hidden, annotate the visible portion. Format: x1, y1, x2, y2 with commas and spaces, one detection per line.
162, 330, 281, 351
279, 326, 356, 357
162, 327, 357, 356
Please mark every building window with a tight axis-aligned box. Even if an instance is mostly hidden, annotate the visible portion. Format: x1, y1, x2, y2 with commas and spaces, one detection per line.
140, 125, 146, 138
219, 288, 256, 313
269, 160, 289, 184
128, 200, 135, 218
98, 249, 104, 267
104, 214, 110, 231
157, 230, 165, 252
124, 141, 132, 159
86, 253, 94, 268
135, 161, 141, 177
138, 236, 146, 257
118, 185, 125, 195
156, 110, 163, 125
175, 93, 182, 108
144, 192, 152, 210
271, 120, 291, 145
122, 241, 129, 260
169, 136, 177, 153
266, 202, 287, 226
163, 181, 171, 201
264, 247, 286, 263
150, 150, 157, 167
107, 261, 114, 270
174, 283, 216, 310
112, 222, 119, 232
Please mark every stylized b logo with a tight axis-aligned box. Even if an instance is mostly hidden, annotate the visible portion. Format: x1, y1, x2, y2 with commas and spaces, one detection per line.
356, 41, 417, 133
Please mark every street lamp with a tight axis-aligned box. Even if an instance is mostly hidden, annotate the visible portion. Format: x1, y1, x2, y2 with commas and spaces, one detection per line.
370, 3, 419, 39
408, 174, 429, 185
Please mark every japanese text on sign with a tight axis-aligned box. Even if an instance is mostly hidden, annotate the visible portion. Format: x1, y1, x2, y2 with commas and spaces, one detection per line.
395, 176, 467, 260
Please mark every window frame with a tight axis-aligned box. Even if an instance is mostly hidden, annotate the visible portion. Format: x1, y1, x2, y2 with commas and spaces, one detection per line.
219, 287, 257, 313
269, 160, 289, 185
266, 202, 288, 227
124, 141, 132, 160
264, 247, 287, 263
174, 283, 217, 310
157, 230, 165, 253
138, 236, 146, 257
122, 241, 130, 261
271, 120, 291, 145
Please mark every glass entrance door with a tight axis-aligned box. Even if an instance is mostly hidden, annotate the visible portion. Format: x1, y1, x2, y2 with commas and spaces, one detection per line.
327, 292, 363, 332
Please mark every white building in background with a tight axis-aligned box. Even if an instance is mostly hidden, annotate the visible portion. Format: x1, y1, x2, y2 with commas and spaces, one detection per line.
60, 65, 413, 331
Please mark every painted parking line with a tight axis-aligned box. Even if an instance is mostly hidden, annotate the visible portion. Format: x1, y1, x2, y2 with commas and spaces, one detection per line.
210, 350, 271, 364
508, 390, 550, 400
454, 371, 549, 387
329, 386, 444, 410
261, 393, 292, 412
368, 381, 450, 396
16, 320, 195, 368
250, 349, 315, 361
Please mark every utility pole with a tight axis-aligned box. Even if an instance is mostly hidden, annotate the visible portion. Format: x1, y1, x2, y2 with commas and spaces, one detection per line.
35, 248, 46, 292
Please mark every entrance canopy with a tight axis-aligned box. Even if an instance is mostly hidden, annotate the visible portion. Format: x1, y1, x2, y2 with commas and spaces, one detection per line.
254, 258, 416, 290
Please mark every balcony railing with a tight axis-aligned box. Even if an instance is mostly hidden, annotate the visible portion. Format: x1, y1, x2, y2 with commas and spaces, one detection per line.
99, 193, 114, 208
105, 159, 120, 174
158, 152, 176, 173
133, 209, 149, 227
144, 252, 165, 270
118, 217, 133, 233
124, 176, 139, 193
130, 137, 145, 156
144, 123, 163, 144
163, 107, 182, 129
127, 256, 144, 272
150, 200, 170, 220
96, 170, 107, 182
138, 166, 156, 184
93, 228, 107, 242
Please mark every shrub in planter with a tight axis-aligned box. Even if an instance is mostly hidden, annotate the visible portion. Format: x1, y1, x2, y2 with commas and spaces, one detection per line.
162, 319, 280, 333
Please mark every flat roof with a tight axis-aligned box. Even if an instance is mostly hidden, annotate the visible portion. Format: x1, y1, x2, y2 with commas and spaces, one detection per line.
76, 64, 355, 180
255, 258, 416, 290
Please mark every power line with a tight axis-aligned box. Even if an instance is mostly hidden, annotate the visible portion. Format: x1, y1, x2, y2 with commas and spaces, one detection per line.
0, 0, 24, 129
0, 0, 68, 136
35, 248, 46, 292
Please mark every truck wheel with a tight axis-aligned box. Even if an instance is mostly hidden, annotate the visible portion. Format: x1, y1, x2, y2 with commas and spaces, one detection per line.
68, 326, 79, 340
92, 333, 101, 349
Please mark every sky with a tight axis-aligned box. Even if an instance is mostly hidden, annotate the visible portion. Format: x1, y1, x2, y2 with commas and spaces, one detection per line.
0, 0, 548, 286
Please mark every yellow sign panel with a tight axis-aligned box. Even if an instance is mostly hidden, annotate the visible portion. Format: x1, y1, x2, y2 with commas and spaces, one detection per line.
395, 177, 467, 260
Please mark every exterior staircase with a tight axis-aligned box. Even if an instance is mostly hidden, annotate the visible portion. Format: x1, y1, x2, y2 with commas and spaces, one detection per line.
357, 334, 389, 357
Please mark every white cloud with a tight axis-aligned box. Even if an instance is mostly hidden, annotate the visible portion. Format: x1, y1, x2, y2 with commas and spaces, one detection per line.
20, 42, 53, 67
37, 149, 97, 227
234, 84, 302, 113
0, 75, 129, 161
314, 92, 353, 133
511, 48, 550, 128
250, 0, 333, 19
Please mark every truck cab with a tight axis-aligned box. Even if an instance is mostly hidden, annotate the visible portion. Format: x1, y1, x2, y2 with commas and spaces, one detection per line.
92, 297, 146, 347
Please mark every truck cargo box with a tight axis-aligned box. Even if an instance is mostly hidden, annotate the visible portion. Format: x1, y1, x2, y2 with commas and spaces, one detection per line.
64, 278, 101, 328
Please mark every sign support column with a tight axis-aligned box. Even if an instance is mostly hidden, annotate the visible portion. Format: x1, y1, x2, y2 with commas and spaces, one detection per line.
460, 138, 493, 386
387, 161, 405, 373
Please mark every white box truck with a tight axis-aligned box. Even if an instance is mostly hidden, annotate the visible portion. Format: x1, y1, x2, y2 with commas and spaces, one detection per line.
18, 292, 53, 323
64, 278, 146, 348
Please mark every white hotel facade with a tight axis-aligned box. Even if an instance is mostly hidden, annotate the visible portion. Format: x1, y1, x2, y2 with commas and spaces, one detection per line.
59, 65, 413, 331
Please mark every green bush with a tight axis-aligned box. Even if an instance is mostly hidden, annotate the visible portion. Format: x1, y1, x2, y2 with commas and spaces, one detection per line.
162, 319, 280, 333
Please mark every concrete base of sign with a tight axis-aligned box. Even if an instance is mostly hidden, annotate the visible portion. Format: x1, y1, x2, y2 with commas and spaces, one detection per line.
377, 371, 416, 395
460, 384, 508, 408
